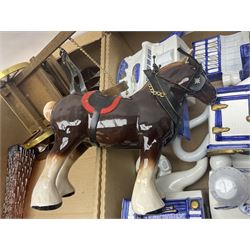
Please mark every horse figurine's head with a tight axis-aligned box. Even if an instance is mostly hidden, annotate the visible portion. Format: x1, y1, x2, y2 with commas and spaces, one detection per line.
150, 48, 216, 106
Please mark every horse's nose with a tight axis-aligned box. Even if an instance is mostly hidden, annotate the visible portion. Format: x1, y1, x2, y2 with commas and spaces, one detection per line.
207, 83, 217, 104
212, 96, 217, 104
211, 88, 217, 104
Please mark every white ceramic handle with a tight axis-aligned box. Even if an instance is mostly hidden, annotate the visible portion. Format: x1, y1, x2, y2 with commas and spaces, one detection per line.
156, 157, 208, 195
172, 107, 209, 162
189, 106, 209, 129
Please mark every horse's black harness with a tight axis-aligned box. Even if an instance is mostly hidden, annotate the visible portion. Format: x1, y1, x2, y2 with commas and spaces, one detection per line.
60, 48, 87, 94
144, 48, 208, 143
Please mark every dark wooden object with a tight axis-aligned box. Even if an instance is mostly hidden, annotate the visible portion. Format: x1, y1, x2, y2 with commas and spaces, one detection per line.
2, 145, 36, 218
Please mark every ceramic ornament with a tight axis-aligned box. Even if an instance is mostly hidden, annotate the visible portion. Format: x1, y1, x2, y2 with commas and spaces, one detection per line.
192, 31, 250, 86
156, 157, 208, 197
31, 51, 216, 215
172, 106, 210, 162
122, 190, 206, 219
209, 154, 250, 218
207, 77, 250, 156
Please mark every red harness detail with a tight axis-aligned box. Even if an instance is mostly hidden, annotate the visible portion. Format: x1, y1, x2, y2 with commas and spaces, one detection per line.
82, 91, 122, 115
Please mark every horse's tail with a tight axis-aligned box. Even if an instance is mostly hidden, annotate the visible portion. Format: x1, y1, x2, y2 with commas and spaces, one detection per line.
43, 101, 57, 122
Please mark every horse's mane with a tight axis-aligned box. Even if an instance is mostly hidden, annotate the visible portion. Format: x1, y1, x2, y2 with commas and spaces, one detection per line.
159, 61, 185, 73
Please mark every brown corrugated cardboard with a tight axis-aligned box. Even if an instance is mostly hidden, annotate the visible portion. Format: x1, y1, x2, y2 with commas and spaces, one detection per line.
100, 149, 138, 218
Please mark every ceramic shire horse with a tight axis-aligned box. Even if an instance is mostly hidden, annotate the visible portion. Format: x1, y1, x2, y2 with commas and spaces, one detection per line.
31, 49, 216, 215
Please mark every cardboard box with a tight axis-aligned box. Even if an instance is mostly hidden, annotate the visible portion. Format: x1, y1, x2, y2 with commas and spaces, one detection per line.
1, 31, 238, 219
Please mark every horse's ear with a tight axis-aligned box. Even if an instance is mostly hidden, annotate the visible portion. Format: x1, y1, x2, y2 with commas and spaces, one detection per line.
178, 48, 194, 64
180, 57, 190, 64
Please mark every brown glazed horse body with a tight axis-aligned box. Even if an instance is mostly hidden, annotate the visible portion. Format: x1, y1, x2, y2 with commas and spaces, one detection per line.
31, 57, 216, 215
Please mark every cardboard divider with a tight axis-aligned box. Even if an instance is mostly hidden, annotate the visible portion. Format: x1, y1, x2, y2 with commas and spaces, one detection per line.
67, 40, 101, 71
99, 33, 137, 218
100, 149, 138, 218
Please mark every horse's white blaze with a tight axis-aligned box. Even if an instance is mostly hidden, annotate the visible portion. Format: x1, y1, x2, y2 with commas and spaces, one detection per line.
178, 77, 189, 85
60, 137, 69, 150
56, 120, 81, 130
143, 136, 157, 151
140, 124, 152, 131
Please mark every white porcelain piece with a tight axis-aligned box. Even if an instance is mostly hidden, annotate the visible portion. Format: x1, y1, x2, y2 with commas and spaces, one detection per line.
208, 78, 250, 154
209, 153, 250, 218
156, 157, 208, 196
172, 106, 209, 162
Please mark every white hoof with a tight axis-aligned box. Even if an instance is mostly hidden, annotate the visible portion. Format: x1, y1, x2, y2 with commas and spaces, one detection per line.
55, 150, 78, 197
31, 180, 62, 210
56, 178, 75, 197
131, 167, 164, 215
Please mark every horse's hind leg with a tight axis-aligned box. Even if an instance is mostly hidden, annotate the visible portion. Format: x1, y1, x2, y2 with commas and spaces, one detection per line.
131, 138, 165, 215
56, 143, 89, 198
31, 140, 77, 210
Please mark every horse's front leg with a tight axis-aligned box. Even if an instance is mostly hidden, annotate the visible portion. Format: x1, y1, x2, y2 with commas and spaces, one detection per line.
31, 140, 76, 210
131, 137, 165, 215
56, 143, 89, 197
